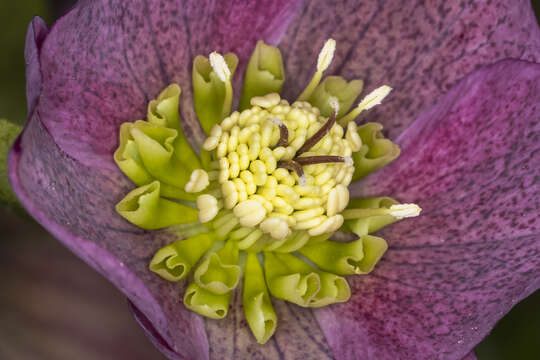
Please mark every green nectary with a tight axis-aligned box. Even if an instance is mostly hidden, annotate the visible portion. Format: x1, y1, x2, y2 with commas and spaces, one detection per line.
112, 39, 420, 344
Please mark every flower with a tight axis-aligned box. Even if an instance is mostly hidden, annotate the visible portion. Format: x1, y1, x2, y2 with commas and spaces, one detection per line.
8, 1, 540, 359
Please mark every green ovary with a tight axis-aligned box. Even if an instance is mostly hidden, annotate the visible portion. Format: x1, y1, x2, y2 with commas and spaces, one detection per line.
113, 39, 421, 344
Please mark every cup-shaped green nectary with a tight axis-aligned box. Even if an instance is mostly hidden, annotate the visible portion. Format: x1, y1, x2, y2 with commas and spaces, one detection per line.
309, 272, 351, 307
184, 282, 230, 319
115, 181, 198, 229
298, 238, 364, 275
114, 122, 154, 185
299, 234, 388, 275
343, 197, 399, 236
149, 233, 215, 281
243, 252, 277, 344
192, 53, 238, 135
309, 76, 363, 118
264, 252, 350, 307
352, 122, 401, 180
194, 240, 241, 295
147, 84, 201, 173
239, 40, 285, 110
113, 122, 196, 201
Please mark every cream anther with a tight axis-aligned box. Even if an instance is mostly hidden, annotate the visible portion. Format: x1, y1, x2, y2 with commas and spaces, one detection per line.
251, 93, 281, 108
209, 51, 231, 82
234, 200, 267, 227
317, 38, 336, 72
260, 218, 290, 240
359, 85, 392, 110
389, 203, 422, 219
185, 169, 210, 193
196, 194, 219, 223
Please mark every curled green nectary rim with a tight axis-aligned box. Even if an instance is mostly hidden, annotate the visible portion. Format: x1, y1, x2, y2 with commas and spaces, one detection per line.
351, 122, 401, 180
184, 282, 230, 319
115, 181, 198, 230
239, 40, 285, 110
309, 76, 363, 118
192, 53, 238, 134
299, 235, 387, 275
264, 252, 350, 307
194, 239, 241, 294
243, 252, 277, 344
149, 233, 215, 281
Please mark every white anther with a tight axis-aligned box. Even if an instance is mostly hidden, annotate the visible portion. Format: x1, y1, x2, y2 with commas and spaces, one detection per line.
219, 157, 229, 170
295, 215, 326, 230
389, 203, 422, 220
260, 217, 290, 240
293, 207, 325, 222
210, 124, 223, 138
358, 85, 392, 110
308, 214, 343, 236
209, 51, 230, 82
329, 96, 340, 114
196, 194, 219, 223
326, 185, 349, 216
219, 168, 229, 183
317, 38, 336, 72
234, 200, 267, 227
184, 169, 210, 193
251, 93, 281, 108
203, 136, 219, 151
346, 121, 362, 152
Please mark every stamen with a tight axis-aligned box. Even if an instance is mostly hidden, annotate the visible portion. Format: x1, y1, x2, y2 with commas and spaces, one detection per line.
317, 39, 336, 73
185, 169, 210, 193
295, 112, 336, 156
339, 85, 392, 126
295, 155, 350, 166
271, 118, 289, 147
389, 203, 422, 219
209, 52, 231, 82
277, 160, 306, 185
297, 39, 336, 101
209, 51, 233, 119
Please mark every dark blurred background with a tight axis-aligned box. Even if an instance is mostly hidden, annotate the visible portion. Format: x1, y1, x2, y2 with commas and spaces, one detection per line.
0, 1, 538, 359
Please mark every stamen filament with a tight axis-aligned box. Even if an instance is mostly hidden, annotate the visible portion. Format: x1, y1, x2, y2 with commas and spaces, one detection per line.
342, 203, 421, 220
295, 112, 336, 156
271, 118, 289, 147
297, 39, 336, 101
295, 156, 350, 166
338, 85, 392, 126
277, 160, 306, 185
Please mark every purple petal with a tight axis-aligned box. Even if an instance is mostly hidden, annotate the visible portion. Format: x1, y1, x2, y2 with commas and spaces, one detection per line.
8, 113, 207, 359
24, 16, 48, 115
35, 0, 302, 169
316, 59, 540, 359
280, 0, 540, 138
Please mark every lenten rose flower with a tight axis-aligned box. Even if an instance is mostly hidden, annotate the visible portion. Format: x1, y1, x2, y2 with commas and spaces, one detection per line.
8, 1, 540, 359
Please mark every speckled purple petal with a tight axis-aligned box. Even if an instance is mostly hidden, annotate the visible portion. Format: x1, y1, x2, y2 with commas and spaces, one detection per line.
316, 59, 540, 360
280, 0, 540, 138
35, 0, 302, 169
24, 17, 48, 115
8, 112, 207, 359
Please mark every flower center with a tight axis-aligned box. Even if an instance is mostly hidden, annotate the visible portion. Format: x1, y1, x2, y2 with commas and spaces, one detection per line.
112, 37, 422, 345
186, 93, 363, 246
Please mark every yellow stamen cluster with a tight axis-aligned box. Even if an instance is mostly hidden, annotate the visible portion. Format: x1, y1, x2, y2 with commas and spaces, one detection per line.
188, 93, 360, 242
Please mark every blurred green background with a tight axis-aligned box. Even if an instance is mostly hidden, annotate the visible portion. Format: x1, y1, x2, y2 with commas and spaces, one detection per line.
0, 1, 538, 359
